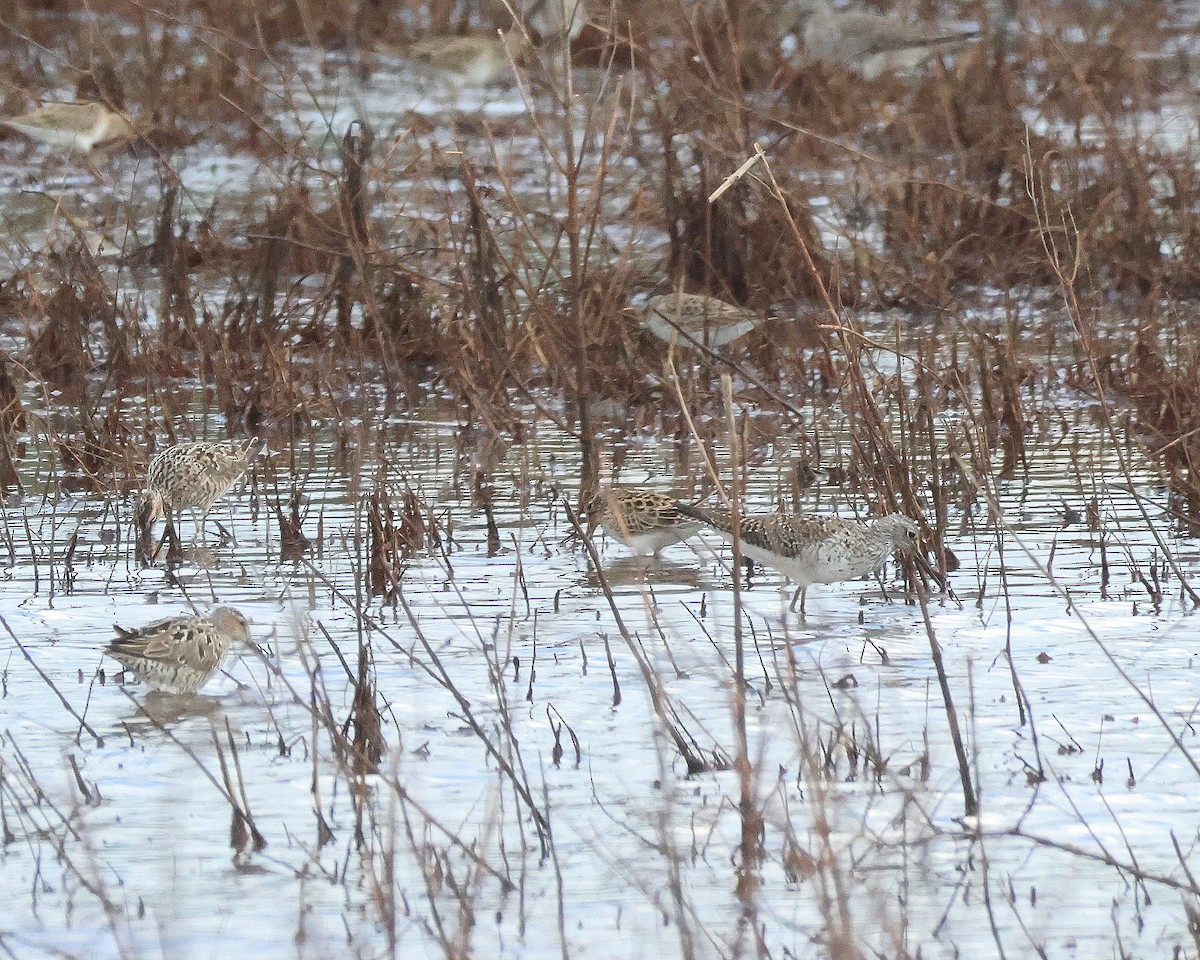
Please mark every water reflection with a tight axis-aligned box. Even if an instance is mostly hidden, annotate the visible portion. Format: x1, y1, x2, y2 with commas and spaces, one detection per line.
118, 690, 228, 728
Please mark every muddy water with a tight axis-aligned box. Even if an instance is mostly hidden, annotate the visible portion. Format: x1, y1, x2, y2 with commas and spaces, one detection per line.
2, 49, 1200, 960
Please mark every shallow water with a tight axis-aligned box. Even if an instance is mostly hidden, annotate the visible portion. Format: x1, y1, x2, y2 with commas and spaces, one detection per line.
2, 394, 1199, 959
3, 37, 1200, 960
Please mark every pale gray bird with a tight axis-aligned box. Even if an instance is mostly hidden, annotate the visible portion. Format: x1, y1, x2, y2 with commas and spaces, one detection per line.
676, 502, 922, 612
1, 102, 135, 152
107, 607, 251, 694
794, 0, 979, 79
383, 31, 529, 88
519, 0, 587, 42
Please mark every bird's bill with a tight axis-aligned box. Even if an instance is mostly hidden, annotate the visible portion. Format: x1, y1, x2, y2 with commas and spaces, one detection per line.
909, 549, 945, 592
136, 493, 163, 530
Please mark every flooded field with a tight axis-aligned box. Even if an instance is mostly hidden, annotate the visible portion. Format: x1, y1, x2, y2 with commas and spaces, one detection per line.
4, 1, 1200, 958
3, 401, 1199, 959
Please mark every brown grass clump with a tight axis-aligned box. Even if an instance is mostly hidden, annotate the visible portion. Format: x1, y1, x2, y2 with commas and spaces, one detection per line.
368, 483, 428, 602
0, 0, 1196, 525
1126, 322, 1200, 528
0, 352, 25, 495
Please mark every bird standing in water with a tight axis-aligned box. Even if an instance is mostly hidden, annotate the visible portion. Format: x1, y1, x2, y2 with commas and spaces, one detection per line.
1, 101, 136, 152
586, 486, 702, 556
137, 437, 264, 555
675, 502, 923, 613
106, 607, 251, 695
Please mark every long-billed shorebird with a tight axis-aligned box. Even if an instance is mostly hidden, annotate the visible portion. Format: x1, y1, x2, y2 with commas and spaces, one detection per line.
106, 607, 251, 694
385, 30, 529, 88
675, 502, 922, 613
1, 101, 135, 152
639, 292, 765, 351
794, 0, 978, 79
586, 486, 702, 556
138, 438, 264, 544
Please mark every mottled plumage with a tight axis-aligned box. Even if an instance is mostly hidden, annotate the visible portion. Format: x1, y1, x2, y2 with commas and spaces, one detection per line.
640, 292, 764, 350
106, 607, 251, 694
386, 31, 529, 87
1, 101, 135, 152
587, 486, 702, 556
676, 503, 921, 611
139, 438, 263, 530
796, 0, 979, 79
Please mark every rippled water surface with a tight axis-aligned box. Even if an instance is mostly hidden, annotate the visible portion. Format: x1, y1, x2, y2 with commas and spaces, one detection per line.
3, 38, 1200, 960
3, 396, 1199, 959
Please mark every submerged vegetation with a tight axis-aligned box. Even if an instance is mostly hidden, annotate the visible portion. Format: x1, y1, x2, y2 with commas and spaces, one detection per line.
2, 0, 1200, 956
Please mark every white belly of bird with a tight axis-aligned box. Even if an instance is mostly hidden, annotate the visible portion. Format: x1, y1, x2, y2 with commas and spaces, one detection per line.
643, 314, 758, 349
615, 526, 689, 556
736, 538, 882, 588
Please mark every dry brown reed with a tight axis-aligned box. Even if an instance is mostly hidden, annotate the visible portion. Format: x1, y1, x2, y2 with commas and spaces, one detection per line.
0, 0, 1190, 521
3, 0, 1200, 954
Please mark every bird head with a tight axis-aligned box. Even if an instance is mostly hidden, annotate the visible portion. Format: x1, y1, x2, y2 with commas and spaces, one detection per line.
209, 607, 252, 646
136, 490, 165, 530
875, 514, 922, 553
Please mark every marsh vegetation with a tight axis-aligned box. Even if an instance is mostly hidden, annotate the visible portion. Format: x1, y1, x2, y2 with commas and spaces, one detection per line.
2, 0, 1200, 957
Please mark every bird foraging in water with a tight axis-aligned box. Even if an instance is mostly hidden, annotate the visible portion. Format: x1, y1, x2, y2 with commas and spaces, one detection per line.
384, 31, 530, 88
138, 438, 264, 549
106, 607, 251, 695
639, 292, 765, 351
674, 502, 923, 613
1, 101, 136, 152
793, 0, 979, 79
585, 486, 702, 556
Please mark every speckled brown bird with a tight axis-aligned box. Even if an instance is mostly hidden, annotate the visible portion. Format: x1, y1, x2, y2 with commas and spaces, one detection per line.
675, 503, 921, 612
106, 607, 251, 694
640, 292, 764, 350
137, 438, 263, 537
586, 486, 702, 556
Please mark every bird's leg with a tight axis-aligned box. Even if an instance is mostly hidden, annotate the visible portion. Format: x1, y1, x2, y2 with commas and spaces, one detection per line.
164, 510, 184, 565
188, 507, 204, 544
789, 585, 808, 617
741, 555, 755, 588
150, 508, 171, 559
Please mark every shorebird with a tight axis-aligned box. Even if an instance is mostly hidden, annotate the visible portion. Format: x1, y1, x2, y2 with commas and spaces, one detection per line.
675, 502, 922, 613
520, 0, 586, 42
639, 292, 765, 351
794, 0, 979, 79
586, 486, 702, 556
106, 607, 251, 695
386, 31, 529, 88
137, 438, 264, 545
1, 101, 135, 152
